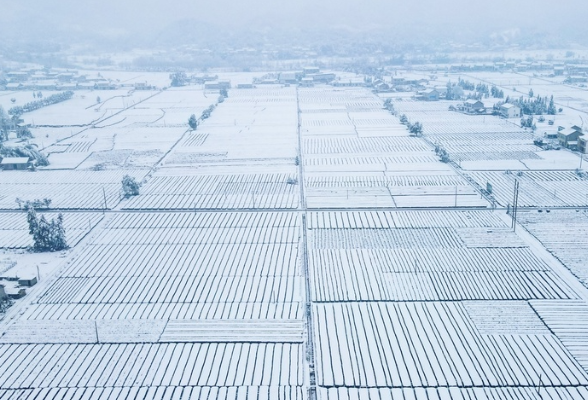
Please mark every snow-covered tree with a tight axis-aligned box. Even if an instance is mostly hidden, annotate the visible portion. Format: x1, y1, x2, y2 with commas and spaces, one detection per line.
122, 175, 140, 197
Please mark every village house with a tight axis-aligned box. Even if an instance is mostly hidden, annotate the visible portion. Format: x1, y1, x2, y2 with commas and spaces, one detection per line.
463, 99, 485, 113
5, 83, 23, 90
558, 127, 584, 150
499, 103, 521, 118
419, 88, 439, 101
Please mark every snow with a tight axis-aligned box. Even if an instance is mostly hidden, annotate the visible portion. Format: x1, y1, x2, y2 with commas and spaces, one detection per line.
1, 75, 588, 399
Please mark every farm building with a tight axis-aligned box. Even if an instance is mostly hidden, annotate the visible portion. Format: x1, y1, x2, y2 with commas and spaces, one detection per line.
237, 83, 255, 89
278, 71, 300, 84
499, 103, 521, 118
558, 127, 584, 149
303, 66, 320, 75
18, 277, 37, 287
0, 157, 31, 171
463, 99, 485, 113
6, 71, 30, 82
204, 80, 231, 90
419, 89, 439, 101
300, 77, 314, 87
554, 66, 565, 76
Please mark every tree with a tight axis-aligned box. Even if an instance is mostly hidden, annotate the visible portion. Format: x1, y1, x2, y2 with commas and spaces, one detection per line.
122, 175, 140, 197
170, 72, 188, 87
17, 127, 33, 139
188, 114, 198, 130
96, 96, 101, 104
547, 95, 556, 115
27, 209, 68, 252
529, 89, 534, 98
409, 121, 423, 136
220, 88, 228, 98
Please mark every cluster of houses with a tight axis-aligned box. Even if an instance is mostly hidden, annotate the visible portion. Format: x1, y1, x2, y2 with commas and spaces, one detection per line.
0, 260, 37, 301
272, 67, 337, 87
2, 68, 154, 91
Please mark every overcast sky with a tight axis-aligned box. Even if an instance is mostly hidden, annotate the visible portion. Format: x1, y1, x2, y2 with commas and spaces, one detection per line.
2, 0, 586, 46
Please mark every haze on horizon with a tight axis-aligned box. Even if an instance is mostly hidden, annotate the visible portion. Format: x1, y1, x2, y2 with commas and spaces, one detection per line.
1, 0, 587, 50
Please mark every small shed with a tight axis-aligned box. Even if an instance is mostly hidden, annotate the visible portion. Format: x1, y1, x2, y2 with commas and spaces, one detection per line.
18, 277, 37, 287
0, 157, 31, 171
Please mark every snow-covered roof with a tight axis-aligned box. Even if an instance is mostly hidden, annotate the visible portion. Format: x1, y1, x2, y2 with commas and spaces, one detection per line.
500, 103, 518, 109
0, 157, 30, 165
559, 128, 583, 136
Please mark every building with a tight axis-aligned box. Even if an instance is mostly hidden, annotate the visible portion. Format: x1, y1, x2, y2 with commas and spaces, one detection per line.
18, 277, 37, 287
558, 127, 584, 149
204, 80, 231, 90
499, 103, 521, 118
278, 72, 299, 84
578, 135, 587, 153
554, 66, 565, 76
236, 83, 255, 89
5, 83, 23, 90
463, 99, 485, 113
6, 72, 30, 82
309, 73, 336, 83
419, 89, 439, 101
0, 157, 31, 171
300, 77, 314, 87
303, 67, 320, 75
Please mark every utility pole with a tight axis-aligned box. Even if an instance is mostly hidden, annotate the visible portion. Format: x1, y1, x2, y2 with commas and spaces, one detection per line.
102, 187, 108, 214
454, 186, 457, 207
511, 179, 520, 232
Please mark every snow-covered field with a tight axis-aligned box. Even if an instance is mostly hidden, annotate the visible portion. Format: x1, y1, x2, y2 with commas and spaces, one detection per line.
1, 75, 588, 399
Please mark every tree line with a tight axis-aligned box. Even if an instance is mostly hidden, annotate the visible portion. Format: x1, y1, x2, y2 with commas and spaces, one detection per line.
8, 91, 74, 116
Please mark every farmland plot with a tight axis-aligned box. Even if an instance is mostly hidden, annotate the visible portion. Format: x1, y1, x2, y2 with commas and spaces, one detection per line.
15, 211, 303, 320
0, 169, 148, 210
305, 172, 488, 209
518, 210, 588, 286
164, 87, 298, 169
21, 90, 159, 127
122, 173, 299, 209
531, 300, 588, 373
307, 211, 581, 302
469, 171, 588, 207
0, 211, 305, 396
317, 386, 588, 400
313, 302, 588, 388
0, 212, 103, 249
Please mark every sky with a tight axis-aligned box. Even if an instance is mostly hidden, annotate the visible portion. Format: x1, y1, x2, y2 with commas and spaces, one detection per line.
1, 0, 586, 46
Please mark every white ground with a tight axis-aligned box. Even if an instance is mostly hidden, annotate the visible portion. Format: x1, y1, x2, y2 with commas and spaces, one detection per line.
0, 72, 587, 400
